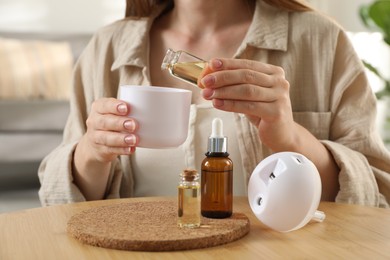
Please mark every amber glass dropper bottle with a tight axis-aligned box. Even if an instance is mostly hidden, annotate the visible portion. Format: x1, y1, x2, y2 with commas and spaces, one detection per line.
201, 118, 233, 219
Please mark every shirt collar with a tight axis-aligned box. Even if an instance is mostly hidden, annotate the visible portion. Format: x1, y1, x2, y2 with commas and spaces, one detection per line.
242, 0, 288, 52
111, 0, 288, 71
111, 4, 167, 71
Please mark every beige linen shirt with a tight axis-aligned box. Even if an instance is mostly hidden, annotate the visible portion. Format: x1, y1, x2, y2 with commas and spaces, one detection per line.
38, 0, 390, 207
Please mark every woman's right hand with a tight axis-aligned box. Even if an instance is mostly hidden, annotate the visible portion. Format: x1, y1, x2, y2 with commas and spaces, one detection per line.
81, 97, 138, 163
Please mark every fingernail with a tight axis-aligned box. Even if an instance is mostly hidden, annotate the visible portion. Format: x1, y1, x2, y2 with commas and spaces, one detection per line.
124, 120, 136, 131
212, 59, 223, 69
124, 146, 135, 154
201, 88, 214, 99
118, 103, 127, 114
201, 75, 215, 88
213, 99, 224, 108
124, 135, 136, 145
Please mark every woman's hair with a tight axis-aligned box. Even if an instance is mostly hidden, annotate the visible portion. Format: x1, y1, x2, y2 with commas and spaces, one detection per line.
125, 0, 164, 17
125, 0, 311, 18
263, 0, 311, 11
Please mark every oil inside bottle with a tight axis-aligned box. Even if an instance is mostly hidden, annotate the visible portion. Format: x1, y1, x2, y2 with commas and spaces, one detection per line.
201, 164, 233, 218
170, 61, 206, 85
178, 169, 201, 228
161, 48, 206, 87
178, 185, 201, 228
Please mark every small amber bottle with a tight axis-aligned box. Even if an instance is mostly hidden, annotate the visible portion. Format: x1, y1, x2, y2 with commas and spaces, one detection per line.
177, 169, 201, 228
201, 118, 233, 219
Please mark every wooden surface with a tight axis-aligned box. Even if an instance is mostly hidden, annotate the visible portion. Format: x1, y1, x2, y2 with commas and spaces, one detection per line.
1, 197, 390, 259
67, 200, 249, 251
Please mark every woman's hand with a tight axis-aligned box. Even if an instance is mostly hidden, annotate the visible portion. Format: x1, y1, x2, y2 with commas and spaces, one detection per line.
200, 58, 340, 201
199, 58, 296, 152
72, 97, 138, 200
82, 97, 139, 163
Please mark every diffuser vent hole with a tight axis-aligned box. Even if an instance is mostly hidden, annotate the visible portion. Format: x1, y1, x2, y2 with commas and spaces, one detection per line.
257, 197, 263, 206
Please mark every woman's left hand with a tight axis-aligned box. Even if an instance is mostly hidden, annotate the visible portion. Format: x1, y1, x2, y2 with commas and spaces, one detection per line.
200, 58, 297, 152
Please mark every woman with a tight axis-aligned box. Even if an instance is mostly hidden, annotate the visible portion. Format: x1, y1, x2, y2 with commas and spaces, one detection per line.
38, 0, 390, 207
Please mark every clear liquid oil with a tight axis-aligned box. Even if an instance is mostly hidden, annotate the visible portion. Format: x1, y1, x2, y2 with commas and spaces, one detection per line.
161, 48, 206, 86
178, 185, 201, 228
171, 61, 206, 85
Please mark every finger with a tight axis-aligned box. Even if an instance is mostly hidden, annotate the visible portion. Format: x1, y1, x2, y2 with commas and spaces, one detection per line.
208, 58, 281, 75
93, 130, 138, 147
197, 62, 212, 87
212, 99, 286, 120
87, 114, 138, 132
201, 68, 283, 89
91, 98, 130, 116
202, 84, 278, 102
98, 145, 136, 156
200, 58, 286, 89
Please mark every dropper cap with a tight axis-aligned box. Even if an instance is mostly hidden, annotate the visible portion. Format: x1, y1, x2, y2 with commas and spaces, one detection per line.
207, 118, 228, 154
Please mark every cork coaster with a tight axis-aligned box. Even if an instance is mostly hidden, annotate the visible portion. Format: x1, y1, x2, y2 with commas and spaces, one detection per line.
67, 200, 250, 251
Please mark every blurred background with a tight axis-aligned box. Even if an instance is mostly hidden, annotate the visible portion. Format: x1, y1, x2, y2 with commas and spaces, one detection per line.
0, 0, 124, 33
0, 0, 389, 213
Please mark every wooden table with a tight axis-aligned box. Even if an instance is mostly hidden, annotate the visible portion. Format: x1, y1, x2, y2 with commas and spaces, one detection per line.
1, 197, 390, 259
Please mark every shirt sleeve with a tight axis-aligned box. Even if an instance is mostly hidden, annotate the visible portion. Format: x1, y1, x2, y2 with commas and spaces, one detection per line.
326, 30, 390, 207
37, 34, 126, 206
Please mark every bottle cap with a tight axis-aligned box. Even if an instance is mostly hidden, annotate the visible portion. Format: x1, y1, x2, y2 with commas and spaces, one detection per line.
207, 118, 227, 153
181, 169, 198, 181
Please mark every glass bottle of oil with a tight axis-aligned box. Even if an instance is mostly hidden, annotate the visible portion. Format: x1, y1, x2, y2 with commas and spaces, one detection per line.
161, 48, 206, 87
201, 118, 233, 219
178, 169, 201, 228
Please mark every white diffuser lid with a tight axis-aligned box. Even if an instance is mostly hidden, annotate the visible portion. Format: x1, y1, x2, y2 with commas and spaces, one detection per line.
248, 152, 324, 232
